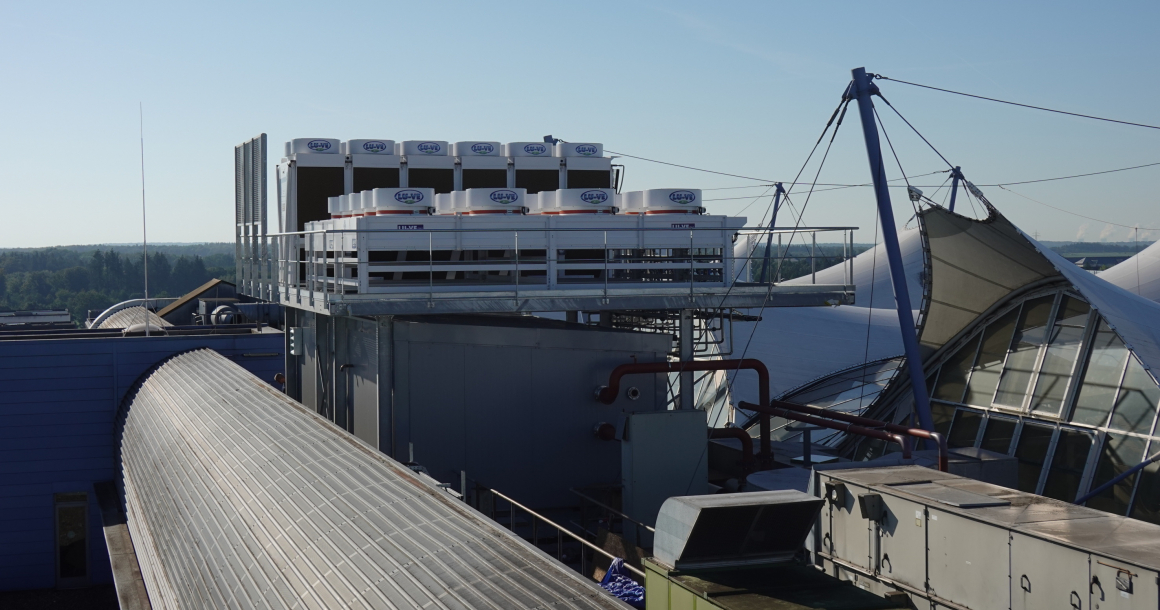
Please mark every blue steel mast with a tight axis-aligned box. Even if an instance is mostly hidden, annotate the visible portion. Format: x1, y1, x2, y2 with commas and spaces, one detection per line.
759, 182, 786, 284
849, 67, 936, 433
948, 166, 963, 213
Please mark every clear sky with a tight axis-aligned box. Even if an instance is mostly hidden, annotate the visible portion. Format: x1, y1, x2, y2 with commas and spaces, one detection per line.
2, 1, 1158, 248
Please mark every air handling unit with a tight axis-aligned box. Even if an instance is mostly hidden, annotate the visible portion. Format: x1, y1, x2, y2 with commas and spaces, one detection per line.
257, 132, 855, 315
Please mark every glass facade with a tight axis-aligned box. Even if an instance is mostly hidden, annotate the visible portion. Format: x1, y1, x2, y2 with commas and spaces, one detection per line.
919, 288, 1160, 522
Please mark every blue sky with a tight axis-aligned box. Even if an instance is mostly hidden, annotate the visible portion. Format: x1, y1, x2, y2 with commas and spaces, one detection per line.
2, 1, 1158, 247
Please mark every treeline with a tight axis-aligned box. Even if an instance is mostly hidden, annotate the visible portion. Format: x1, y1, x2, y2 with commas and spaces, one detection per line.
0, 246, 235, 325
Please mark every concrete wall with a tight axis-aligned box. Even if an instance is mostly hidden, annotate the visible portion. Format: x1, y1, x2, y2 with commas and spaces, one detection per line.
0, 332, 283, 592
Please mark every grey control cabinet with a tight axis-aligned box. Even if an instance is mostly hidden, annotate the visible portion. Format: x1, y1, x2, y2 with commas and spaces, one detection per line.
813, 466, 1160, 610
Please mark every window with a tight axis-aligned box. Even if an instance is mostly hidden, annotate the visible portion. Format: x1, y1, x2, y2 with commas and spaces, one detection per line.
994, 296, 1055, 408
55, 492, 88, 586
933, 336, 980, 403
1071, 321, 1129, 426
1086, 433, 1146, 514
1014, 424, 1054, 493
1041, 429, 1093, 502
1110, 356, 1160, 435
931, 402, 955, 437
948, 409, 983, 448
964, 308, 1020, 407
980, 417, 1017, 454
1029, 297, 1090, 416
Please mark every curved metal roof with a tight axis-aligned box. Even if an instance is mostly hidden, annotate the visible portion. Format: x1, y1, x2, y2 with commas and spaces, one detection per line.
118, 349, 626, 609
97, 306, 172, 330
1100, 239, 1160, 302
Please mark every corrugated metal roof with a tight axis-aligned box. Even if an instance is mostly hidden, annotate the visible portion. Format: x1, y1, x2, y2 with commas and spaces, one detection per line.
98, 307, 172, 330
118, 349, 627, 609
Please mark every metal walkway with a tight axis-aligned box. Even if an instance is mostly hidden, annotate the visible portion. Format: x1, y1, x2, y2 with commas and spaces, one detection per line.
117, 349, 627, 609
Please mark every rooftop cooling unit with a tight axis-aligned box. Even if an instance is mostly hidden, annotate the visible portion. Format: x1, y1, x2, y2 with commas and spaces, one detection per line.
543, 188, 616, 214
371, 188, 435, 215
621, 189, 704, 215
507, 142, 560, 194
281, 138, 345, 232
461, 187, 527, 215
398, 141, 453, 194
453, 141, 507, 190
556, 142, 611, 190
344, 139, 401, 193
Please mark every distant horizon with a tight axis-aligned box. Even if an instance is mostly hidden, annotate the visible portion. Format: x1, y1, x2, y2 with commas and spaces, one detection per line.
2, 238, 1154, 252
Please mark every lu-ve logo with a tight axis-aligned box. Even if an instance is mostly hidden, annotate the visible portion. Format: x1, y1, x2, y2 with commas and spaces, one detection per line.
580, 190, 609, 204
362, 141, 389, 153
489, 190, 519, 204
417, 142, 441, 154
523, 143, 548, 156
575, 144, 598, 156
307, 139, 331, 152
672, 223, 696, 229
471, 143, 495, 155
394, 190, 425, 204
669, 190, 697, 205
398, 224, 424, 230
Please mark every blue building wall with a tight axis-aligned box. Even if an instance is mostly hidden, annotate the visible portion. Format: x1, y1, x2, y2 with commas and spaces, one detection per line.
0, 332, 283, 592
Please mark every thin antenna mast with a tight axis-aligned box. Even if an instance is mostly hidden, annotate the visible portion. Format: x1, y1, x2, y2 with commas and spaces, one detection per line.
139, 102, 150, 337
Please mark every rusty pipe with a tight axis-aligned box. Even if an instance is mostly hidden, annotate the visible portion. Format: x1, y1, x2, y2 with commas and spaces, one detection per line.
770, 400, 948, 472
709, 427, 755, 474
738, 401, 911, 460
597, 359, 771, 459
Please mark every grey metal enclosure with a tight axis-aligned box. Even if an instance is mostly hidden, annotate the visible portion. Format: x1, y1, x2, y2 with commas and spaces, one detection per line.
286, 311, 673, 508
812, 465, 1160, 610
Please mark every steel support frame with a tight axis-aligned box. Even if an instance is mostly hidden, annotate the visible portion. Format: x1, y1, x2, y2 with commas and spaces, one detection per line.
850, 67, 936, 434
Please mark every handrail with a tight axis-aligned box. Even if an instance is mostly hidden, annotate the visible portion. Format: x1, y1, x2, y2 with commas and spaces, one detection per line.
569, 488, 656, 533
268, 225, 858, 237
486, 487, 645, 580
770, 400, 948, 472
738, 401, 911, 460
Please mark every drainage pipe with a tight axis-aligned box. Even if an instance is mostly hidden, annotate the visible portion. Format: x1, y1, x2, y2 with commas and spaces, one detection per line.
738, 401, 911, 460
770, 400, 948, 472
596, 359, 771, 458
709, 427, 755, 473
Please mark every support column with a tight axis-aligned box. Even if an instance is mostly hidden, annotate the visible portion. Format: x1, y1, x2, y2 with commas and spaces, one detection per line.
850, 67, 936, 434
948, 166, 962, 213
679, 309, 694, 410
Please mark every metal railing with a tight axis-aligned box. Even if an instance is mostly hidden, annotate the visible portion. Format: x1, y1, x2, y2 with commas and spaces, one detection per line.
244, 224, 857, 306
480, 487, 645, 581
570, 487, 655, 549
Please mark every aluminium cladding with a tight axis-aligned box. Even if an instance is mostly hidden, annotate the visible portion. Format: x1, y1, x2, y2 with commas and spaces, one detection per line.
118, 349, 628, 609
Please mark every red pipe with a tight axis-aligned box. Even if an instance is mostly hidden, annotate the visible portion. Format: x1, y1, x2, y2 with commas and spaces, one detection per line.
596, 359, 771, 459
770, 400, 948, 472
709, 428, 755, 473
738, 401, 911, 460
